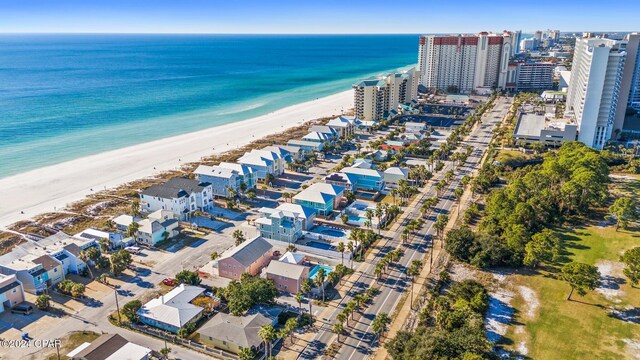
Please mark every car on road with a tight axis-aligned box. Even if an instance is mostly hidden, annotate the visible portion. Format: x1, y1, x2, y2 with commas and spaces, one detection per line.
11, 303, 33, 315
162, 278, 176, 286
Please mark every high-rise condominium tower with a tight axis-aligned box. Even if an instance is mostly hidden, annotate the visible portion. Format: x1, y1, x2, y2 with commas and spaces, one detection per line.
567, 34, 640, 149
353, 68, 419, 121
417, 32, 514, 94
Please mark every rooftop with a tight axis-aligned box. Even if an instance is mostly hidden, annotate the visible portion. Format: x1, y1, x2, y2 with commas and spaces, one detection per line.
197, 306, 283, 349
265, 260, 308, 279
193, 165, 237, 179
137, 284, 205, 328
141, 177, 211, 199
221, 236, 273, 267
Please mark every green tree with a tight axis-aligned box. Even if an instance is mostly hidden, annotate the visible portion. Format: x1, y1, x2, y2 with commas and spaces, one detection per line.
407, 260, 422, 308
314, 267, 327, 303
523, 230, 561, 267
210, 251, 220, 261
258, 324, 277, 358
620, 247, 640, 287
609, 197, 639, 230
122, 299, 142, 323
70, 283, 85, 298
232, 229, 246, 246
130, 200, 140, 216
238, 347, 255, 360
371, 313, 391, 341
294, 292, 304, 314
159, 346, 172, 359
110, 249, 133, 276
127, 222, 139, 240
35, 294, 51, 310
285, 317, 298, 343
561, 262, 601, 301
337, 242, 345, 266
175, 270, 201, 285
333, 321, 344, 342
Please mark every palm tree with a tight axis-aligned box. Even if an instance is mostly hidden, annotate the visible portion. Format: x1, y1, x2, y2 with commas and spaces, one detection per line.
337, 242, 345, 266
295, 292, 304, 314
375, 203, 384, 234
374, 264, 384, 281
301, 279, 313, 318
333, 322, 344, 342
314, 267, 327, 303
130, 200, 140, 216
407, 260, 422, 308
365, 209, 374, 229
371, 313, 391, 342
347, 242, 355, 269
238, 347, 255, 360
127, 222, 139, 242
454, 187, 464, 218
258, 324, 277, 358
78, 250, 94, 279
232, 229, 246, 246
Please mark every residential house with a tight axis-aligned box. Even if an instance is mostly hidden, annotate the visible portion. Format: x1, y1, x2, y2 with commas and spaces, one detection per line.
287, 139, 324, 154
309, 125, 340, 140
0, 274, 25, 313
193, 165, 241, 198
278, 251, 306, 265
384, 167, 410, 185
74, 228, 124, 250
0, 250, 63, 294
340, 166, 385, 192
264, 261, 309, 293
351, 158, 374, 169
255, 203, 316, 242
140, 177, 213, 221
137, 284, 206, 334
238, 149, 285, 182
218, 162, 257, 190
324, 172, 356, 192
293, 183, 345, 216
112, 214, 142, 233
197, 306, 283, 355
327, 116, 357, 137
0, 232, 100, 293
380, 140, 409, 152
261, 145, 301, 163
67, 333, 152, 360
217, 236, 273, 280
371, 150, 389, 161
302, 131, 332, 144
135, 210, 179, 247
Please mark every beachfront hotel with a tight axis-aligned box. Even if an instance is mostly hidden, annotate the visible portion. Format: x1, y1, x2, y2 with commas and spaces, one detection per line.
417, 31, 516, 93
353, 68, 419, 121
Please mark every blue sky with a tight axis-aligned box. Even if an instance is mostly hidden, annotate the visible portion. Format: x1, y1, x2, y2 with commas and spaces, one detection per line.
0, 0, 636, 34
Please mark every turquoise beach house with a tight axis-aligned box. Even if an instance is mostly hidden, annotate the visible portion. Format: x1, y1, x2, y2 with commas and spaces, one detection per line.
293, 183, 344, 216
340, 166, 385, 192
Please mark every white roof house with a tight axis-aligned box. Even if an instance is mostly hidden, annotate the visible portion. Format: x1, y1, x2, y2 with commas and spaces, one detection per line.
218, 162, 255, 177
137, 284, 205, 332
302, 131, 332, 143
279, 251, 306, 264
405, 122, 426, 132
384, 167, 410, 185
265, 261, 308, 280
341, 166, 384, 178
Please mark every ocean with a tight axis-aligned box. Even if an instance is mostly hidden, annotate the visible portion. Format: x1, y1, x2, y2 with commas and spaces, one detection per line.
0, 34, 418, 178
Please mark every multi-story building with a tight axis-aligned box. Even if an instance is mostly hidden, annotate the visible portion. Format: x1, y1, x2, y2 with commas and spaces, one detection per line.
238, 149, 286, 181
218, 162, 257, 190
520, 38, 535, 52
293, 183, 344, 216
217, 237, 273, 280
194, 165, 241, 198
622, 33, 640, 111
353, 68, 419, 121
140, 177, 213, 221
0, 274, 25, 312
567, 35, 639, 149
417, 32, 514, 94
515, 62, 555, 90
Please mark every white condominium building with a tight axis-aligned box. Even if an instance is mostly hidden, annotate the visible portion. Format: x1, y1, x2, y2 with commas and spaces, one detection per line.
566, 35, 638, 149
353, 68, 419, 121
624, 33, 640, 111
417, 32, 514, 93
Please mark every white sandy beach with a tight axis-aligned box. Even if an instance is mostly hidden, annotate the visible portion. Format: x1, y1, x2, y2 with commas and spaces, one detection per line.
0, 90, 353, 229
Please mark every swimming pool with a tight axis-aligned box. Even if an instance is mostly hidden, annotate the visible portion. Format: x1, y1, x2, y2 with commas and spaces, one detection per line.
309, 265, 334, 280
355, 191, 377, 199
348, 215, 367, 223
313, 225, 347, 238
305, 240, 337, 251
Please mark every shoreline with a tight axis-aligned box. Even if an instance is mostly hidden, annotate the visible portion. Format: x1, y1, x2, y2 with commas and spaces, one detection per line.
0, 89, 353, 229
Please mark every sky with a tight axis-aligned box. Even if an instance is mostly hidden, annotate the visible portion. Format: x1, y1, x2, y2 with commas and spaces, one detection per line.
0, 0, 637, 34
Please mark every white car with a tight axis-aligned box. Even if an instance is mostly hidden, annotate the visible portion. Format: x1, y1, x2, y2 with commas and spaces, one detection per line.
124, 246, 141, 254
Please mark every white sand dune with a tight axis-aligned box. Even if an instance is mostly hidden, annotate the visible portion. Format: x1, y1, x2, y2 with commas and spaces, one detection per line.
0, 90, 353, 228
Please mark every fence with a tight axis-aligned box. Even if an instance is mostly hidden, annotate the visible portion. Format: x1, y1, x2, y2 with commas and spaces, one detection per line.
129, 323, 239, 360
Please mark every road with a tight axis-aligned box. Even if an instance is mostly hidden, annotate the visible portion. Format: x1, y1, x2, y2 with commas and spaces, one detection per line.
297, 97, 512, 360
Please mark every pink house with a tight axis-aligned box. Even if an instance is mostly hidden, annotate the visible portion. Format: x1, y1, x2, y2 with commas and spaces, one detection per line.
265, 261, 309, 293
0, 274, 25, 312
218, 237, 273, 280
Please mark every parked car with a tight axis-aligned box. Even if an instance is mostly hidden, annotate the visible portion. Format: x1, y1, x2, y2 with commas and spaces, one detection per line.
162, 278, 175, 287
125, 246, 141, 254
11, 304, 33, 315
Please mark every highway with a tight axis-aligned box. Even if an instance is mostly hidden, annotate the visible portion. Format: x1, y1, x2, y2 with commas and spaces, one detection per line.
297, 96, 512, 360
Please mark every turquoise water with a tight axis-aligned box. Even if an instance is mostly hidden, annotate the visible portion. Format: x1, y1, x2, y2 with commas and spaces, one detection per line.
309, 264, 334, 280
0, 34, 418, 178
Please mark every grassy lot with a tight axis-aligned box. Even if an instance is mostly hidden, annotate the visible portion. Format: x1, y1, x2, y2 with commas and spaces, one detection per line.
502, 223, 640, 360
494, 149, 536, 169
44, 331, 101, 360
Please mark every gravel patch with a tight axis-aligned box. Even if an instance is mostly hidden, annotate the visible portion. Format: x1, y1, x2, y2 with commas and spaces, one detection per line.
485, 289, 515, 343
517, 285, 539, 318
596, 260, 626, 302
